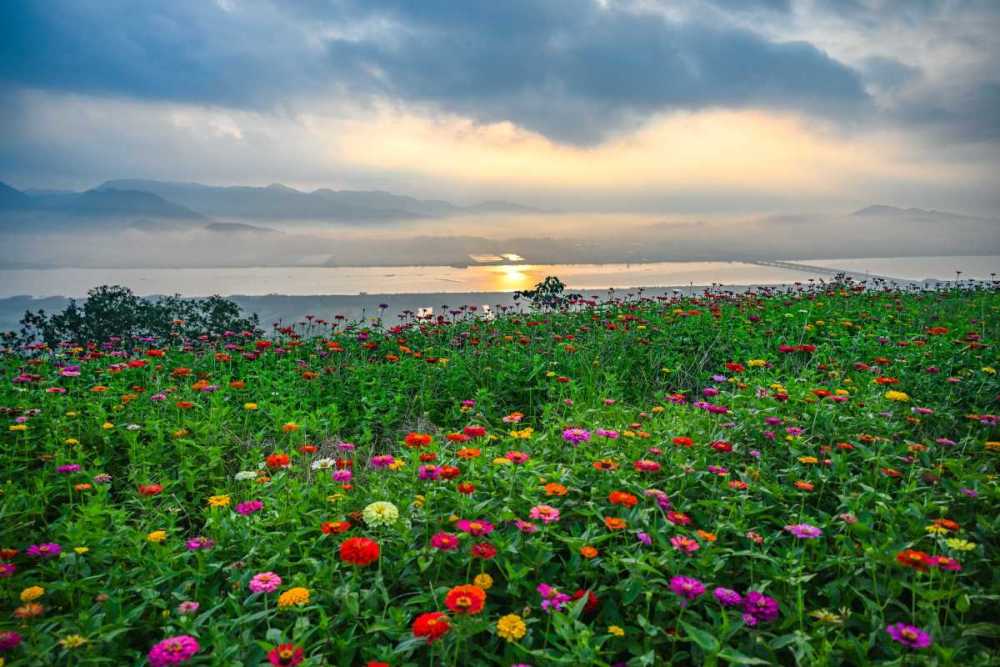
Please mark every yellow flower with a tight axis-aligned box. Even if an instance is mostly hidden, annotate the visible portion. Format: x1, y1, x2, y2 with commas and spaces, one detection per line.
810, 609, 846, 625
609, 625, 625, 637
798, 456, 819, 464
623, 430, 636, 438
208, 495, 231, 508
835, 389, 850, 396
172, 428, 189, 438
986, 441, 1000, 452
982, 366, 996, 375
244, 402, 258, 411
473, 573, 494, 590
884, 390, 910, 402
66, 411, 79, 417
496, 614, 527, 642
945, 538, 976, 552
651, 406, 665, 413
545, 371, 556, 378
326, 493, 344, 503
748, 359, 767, 367
413, 495, 426, 509
492, 457, 513, 466
64, 438, 80, 446
74, 547, 89, 555
510, 427, 534, 439
277, 587, 310, 608
101, 422, 114, 430
20, 586, 45, 602
147, 530, 167, 543
8, 424, 27, 432
59, 635, 89, 649
362, 501, 400, 527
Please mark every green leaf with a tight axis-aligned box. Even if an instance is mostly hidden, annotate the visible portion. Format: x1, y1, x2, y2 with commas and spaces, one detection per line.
717, 648, 772, 664
680, 620, 720, 654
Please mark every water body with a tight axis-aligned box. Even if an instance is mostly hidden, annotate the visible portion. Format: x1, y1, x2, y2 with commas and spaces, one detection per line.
0, 256, 996, 298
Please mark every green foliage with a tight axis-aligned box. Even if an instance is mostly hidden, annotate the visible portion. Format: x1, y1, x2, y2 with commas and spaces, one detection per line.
8, 285, 259, 348
0, 282, 998, 665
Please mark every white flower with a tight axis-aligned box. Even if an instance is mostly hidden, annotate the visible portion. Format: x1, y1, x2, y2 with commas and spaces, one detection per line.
362, 501, 399, 527
311, 457, 337, 470
234, 470, 257, 481
126, 424, 142, 431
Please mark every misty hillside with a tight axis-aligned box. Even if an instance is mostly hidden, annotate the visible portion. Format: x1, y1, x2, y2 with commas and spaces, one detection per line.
97, 179, 540, 221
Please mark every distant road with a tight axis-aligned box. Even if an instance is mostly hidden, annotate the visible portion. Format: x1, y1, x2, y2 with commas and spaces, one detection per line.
747, 260, 909, 284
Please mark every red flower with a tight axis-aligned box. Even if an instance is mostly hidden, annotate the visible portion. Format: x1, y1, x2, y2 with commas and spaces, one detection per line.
404, 432, 432, 448
340, 537, 380, 566
138, 483, 163, 496
463, 425, 487, 438
672, 436, 694, 448
456, 482, 475, 495
471, 542, 497, 559
444, 584, 487, 614
367, 663, 390, 667
897, 549, 935, 572
571, 589, 600, 614
412, 611, 450, 643
321, 521, 351, 535
266, 453, 291, 469
268, 644, 304, 666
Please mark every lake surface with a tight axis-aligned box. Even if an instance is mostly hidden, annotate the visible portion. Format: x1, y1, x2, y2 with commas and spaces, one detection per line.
0, 256, 996, 298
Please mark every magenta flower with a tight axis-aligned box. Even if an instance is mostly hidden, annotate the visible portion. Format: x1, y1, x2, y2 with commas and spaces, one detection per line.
743, 591, 780, 623
0, 563, 15, 578
537, 583, 572, 612
514, 519, 539, 534
234, 500, 264, 516
714, 587, 742, 607
249, 571, 282, 594
886, 623, 932, 649
669, 576, 706, 602
562, 428, 591, 445
418, 465, 440, 480
26, 543, 62, 559
57, 464, 81, 474
784, 523, 823, 539
370, 455, 395, 468
185, 537, 214, 551
430, 532, 460, 551
147, 635, 200, 666
330, 469, 352, 482
0, 631, 22, 651
456, 519, 494, 536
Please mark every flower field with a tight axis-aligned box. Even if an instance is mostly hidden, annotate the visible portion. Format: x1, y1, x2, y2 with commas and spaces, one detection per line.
1, 282, 999, 665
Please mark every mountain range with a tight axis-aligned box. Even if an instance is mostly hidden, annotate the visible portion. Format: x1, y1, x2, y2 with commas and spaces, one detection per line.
0, 179, 540, 231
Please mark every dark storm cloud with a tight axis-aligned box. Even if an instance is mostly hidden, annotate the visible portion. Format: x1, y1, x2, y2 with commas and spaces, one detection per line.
1, 0, 869, 144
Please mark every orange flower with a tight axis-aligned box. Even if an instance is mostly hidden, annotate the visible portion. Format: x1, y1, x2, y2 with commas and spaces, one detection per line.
696, 530, 717, 542
603, 517, 627, 531
794, 480, 814, 491
933, 518, 960, 532
608, 491, 638, 508
456, 448, 481, 459
405, 432, 433, 448
281, 422, 300, 433
580, 545, 598, 559
443, 584, 486, 615
592, 459, 618, 471
897, 549, 934, 571
544, 482, 568, 496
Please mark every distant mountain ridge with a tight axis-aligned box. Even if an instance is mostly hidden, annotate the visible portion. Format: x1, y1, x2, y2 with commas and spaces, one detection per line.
96, 179, 542, 221
849, 205, 986, 221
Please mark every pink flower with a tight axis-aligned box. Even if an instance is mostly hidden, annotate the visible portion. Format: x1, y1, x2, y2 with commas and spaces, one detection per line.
529, 505, 561, 524
249, 571, 282, 594
235, 500, 264, 516
148, 635, 200, 666
430, 532, 459, 551
456, 519, 494, 536
670, 535, 700, 554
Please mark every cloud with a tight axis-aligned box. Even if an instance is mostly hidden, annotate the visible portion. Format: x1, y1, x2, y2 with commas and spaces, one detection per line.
1, 0, 870, 144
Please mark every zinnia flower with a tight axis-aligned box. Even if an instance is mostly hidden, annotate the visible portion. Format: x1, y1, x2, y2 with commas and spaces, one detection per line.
886, 623, 932, 649
249, 572, 283, 594
340, 537, 380, 566
669, 576, 706, 602
444, 584, 487, 614
714, 587, 742, 607
268, 643, 304, 666
362, 501, 399, 527
235, 500, 264, 516
412, 611, 450, 643
784, 523, 823, 539
26, 543, 61, 559
277, 587, 310, 608
147, 635, 200, 666
456, 519, 494, 536
529, 504, 561, 524
743, 591, 780, 623
497, 613, 527, 642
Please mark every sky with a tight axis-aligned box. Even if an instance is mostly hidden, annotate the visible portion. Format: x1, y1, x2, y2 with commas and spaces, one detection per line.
2, 0, 999, 215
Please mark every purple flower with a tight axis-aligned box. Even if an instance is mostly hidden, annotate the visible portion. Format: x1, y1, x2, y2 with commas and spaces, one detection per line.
886, 623, 932, 649
57, 464, 81, 474
370, 455, 395, 468
562, 428, 591, 445
935, 437, 956, 447
669, 576, 706, 602
742, 591, 780, 623
784, 523, 823, 539
249, 571, 282, 593
185, 536, 214, 551
417, 465, 440, 480
234, 500, 263, 516
0, 563, 16, 578
713, 587, 742, 607
537, 583, 572, 612
330, 469, 353, 482
595, 428, 620, 440
147, 635, 200, 666
26, 543, 62, 559
0, 631, 23, 651
960, 487, 978, 498
636, 531, 652, 546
